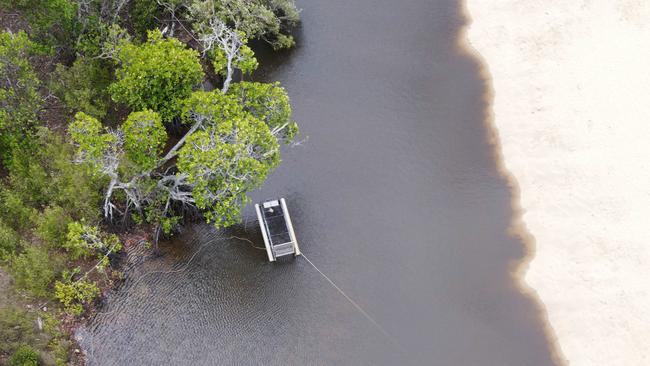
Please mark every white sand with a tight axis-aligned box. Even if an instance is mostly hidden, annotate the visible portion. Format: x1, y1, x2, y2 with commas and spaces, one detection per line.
462, 1, 650, 365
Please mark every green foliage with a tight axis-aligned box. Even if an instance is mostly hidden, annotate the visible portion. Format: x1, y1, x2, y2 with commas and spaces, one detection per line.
5, 128, 103, 223
50, 58, 112, 119
8, 345, 39, 366
70, 111, 163, 183
0, 189, 37, 233
0, 308, 37, 356
131, 0, 162, 40
46, 337, 69, 366
39, 311, 60, 336
76, 22, 132, 60
189, 0, 300, 50
10, 246, 56, 298
180, 90, 244, 124
109, 30, 204, 122
0, 219, 21, 260
73, 82, 296, 232
74, 16, 107, 57
39, 134, 104, 222
0, 307, 64, 365
0, 0, 301, 361
1, 0, 78, 48
210, 41, 258, 76
140, 190, 182, 235
69, 112, 115, 170
5, 149, 49, 207
178, 90, 280, 227
0, 31, 41, 124
0, 31, 42, 161
35, 206, 73, 249
66, 17, 298, 239
122, 110, 166, 170
54, 270, 100, 315
62, 222, 92, 259
228, 81, 297, 142
63, 221, 122, 260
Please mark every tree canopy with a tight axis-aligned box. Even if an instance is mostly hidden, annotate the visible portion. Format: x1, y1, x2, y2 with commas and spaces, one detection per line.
0, 31, 43, 160
178, 90, 281, 227
189, 0, 300, 50
109, 30, 205, 122
70, 27, 298, 246
122, 109, 167, 170
71, 81, 296, 244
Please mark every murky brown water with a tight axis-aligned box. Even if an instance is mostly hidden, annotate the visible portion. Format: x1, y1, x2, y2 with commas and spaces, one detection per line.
78, 0, 560, 364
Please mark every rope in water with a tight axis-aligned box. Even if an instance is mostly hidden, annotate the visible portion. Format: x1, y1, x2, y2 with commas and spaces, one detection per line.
300, 253, 402, 350
236, 234, 403, 350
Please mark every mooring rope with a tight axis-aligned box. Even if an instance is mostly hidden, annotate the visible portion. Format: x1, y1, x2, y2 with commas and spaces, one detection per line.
300, 253, 403, 351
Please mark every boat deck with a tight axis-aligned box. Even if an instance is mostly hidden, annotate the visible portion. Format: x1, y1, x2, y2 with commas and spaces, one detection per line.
255, 199, 301, 262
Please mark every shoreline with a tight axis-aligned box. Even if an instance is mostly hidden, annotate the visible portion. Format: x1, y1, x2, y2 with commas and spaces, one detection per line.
456, 4, 567, 365
462, 1, 650, 365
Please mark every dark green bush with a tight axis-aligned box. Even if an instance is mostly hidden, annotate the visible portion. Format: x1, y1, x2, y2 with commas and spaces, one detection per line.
6, 149, 49, 208
50, 58, 112, 120
0, 220, 20, 261
0, 189, 37, 233
5, 129, 103, 224
131, 0, 161, 40
35, 206, 73, 249
41, 131, 104, 223
10, 246, 56, 298
0, 31, 43, 164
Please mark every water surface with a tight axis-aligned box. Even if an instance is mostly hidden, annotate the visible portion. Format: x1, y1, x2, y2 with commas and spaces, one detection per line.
81, 0, 559, 364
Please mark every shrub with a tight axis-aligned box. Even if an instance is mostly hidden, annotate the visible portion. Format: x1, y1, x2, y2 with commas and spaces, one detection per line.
109, 30, 204, 122
63, 221, 122, 261
8, 344, 40, 366
0, 31, 43, 163
35, 206, 72, 249
131, 0, 161, 40
10, 245, 56, 298
39, 311, 68, 365
54, 271, 100, 315
0, 219, 20, 260
5, 150, 49, 207
0, 308, 36, 355
0, 189, 37, 233
5, 128, 103, 223
40, 130, 104, 222
49, 58, 112, 119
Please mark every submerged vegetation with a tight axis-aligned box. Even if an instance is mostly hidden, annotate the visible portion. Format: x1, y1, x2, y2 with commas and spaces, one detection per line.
0, 0, 300, 362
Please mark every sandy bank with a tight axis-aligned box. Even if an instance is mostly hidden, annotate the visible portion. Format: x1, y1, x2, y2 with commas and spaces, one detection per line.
463, 1, 650, 365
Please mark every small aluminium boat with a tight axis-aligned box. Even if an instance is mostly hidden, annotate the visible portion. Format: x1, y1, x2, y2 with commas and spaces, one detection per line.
255, 198, 301, 262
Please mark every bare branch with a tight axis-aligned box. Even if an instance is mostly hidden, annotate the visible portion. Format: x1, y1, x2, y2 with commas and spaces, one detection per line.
198, 18, 243, 93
